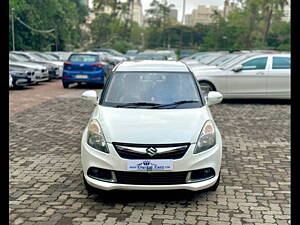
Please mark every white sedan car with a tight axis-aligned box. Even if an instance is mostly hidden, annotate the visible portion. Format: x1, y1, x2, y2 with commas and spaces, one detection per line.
9, 73, 13, 88
194, 53, 290, 99
81, 61, 223, 192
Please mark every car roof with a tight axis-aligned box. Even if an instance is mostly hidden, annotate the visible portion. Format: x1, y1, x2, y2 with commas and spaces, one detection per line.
115, 60, 190, 72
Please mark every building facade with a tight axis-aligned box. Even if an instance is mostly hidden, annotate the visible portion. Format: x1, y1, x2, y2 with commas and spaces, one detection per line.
185, 5, 221, 26
282, 0, 290, 22
131, 0, 144, 26
223, 0, 237, 19
169, 9, 178, 25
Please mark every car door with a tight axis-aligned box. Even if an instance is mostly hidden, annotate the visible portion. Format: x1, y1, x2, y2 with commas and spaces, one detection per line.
267, 56, 290, 98
225, 56, 270, 98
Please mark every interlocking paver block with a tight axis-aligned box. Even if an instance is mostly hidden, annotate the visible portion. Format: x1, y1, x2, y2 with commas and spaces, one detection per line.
9, 81, 290, 224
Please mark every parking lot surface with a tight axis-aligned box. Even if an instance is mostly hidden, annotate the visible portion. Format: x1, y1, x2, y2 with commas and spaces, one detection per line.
9, 80, 290, 225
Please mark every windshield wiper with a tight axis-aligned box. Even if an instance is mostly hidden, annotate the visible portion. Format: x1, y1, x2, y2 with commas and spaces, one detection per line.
151, 100, 200, 109
116, 102, 161, 108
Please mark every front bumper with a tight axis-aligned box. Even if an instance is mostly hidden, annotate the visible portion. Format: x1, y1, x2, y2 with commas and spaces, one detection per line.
81, 129, 222, 191
32, 71, 49, 82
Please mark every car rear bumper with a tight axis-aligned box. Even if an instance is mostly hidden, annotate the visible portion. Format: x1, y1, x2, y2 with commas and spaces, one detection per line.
62, 70, 105, 84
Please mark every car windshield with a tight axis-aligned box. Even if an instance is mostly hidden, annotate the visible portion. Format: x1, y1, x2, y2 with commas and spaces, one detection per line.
26, 53, 45, 61
37, 53, 57, 60
102, 72, 202, 109
220, 54, 258, 70
135, 54, 166, 60
32, 53, 51, 60
209, 54, 240, 66
199, 54, 224, 64
11, 53, 30, 61
68, 54, 99, 62
46, 53, 60, 60
126, 51, 138, 56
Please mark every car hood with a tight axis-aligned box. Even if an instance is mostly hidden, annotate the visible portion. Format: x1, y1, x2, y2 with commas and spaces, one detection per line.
91, 106, 211, 144
42, 60, 64, 67
9, 61, 47, 70
193, 68, 226, 79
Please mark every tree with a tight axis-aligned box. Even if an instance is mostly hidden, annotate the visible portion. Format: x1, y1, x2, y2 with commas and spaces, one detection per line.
9, 0, 89, 50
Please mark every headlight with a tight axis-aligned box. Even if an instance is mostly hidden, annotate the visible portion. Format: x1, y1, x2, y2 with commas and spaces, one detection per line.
194, 120, 216, 154
87, 119, 109, 153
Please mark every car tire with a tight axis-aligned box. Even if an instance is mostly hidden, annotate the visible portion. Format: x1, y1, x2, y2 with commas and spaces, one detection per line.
63, 82, 69, 88
199, 82, 214, 96
206, 173, 220, 192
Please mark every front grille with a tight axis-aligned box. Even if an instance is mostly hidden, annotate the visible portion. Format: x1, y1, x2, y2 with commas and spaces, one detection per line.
115, 171, 188, 185
113, 143, 190, 160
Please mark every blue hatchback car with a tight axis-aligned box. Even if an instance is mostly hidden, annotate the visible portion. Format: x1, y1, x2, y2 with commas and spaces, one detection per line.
62, 53, 106, 88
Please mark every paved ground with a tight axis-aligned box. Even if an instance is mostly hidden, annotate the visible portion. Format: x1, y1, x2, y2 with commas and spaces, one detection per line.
9, 80, 290, 225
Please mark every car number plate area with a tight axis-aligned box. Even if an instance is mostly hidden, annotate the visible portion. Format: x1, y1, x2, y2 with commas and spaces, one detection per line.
76, 75, 88, 79
127, 160, 173, 171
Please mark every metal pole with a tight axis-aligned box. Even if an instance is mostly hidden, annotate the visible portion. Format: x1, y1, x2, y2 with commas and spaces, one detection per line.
12, 8, 15, 51
182, 0, 186, 24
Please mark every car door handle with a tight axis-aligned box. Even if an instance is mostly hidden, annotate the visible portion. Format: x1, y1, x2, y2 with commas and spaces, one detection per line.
256, 72, 264, 75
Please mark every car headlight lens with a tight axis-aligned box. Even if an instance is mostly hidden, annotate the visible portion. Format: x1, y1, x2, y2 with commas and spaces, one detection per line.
194, 120, 216, 154
87, 120, 109, 153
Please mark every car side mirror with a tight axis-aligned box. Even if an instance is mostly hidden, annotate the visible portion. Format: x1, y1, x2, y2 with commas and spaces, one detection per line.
207, 91, 223, 106
232, 64, 243, 72
81, 90, 98, 105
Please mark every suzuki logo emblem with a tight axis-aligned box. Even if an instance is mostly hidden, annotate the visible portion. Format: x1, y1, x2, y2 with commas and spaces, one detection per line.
146, 147, 157, 157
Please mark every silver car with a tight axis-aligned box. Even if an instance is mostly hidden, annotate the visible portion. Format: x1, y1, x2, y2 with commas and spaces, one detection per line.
193, 53, 290, 99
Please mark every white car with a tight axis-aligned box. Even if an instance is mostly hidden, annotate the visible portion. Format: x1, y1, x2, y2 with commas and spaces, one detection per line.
81, 61, 223, 192
9, 73, 13, 88
9, 61, 49, 83
194, 53, 290, 99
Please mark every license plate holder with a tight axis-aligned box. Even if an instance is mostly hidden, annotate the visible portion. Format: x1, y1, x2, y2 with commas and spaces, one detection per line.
75, 74, 88, 79
127, 159, 173, 171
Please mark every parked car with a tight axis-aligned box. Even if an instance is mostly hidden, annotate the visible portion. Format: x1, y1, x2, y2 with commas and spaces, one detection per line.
44, 52, 64, 61
25, 51, 63, 78
156, 50, 177, 60
9, 61, 49, 83
134, 53, 167, 60
9, 68, 35, 88
51, 51, 72, 61
10, 52, 58, 80
179, 49, 197, 59
9, 73, 13, 88
125, 50, 139, 60
187, 53, 252, 71
194, 53, 290, 99
94, 49, 130, 61
62, 53, 107, 88
80, 60, 223, 192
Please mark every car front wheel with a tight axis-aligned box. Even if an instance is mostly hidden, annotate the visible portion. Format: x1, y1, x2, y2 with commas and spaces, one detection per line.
63, 82, 69, 88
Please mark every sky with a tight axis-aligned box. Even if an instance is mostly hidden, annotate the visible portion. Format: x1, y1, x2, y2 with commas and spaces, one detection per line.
141, 0, 225, 21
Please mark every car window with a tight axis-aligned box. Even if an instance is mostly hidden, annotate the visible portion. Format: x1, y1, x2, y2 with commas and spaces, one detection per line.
272, 57, 290, 69
13, 53, 31, 61
69, 54, 99, 63
242, 57, 268, 70
102, 72, 202, 108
